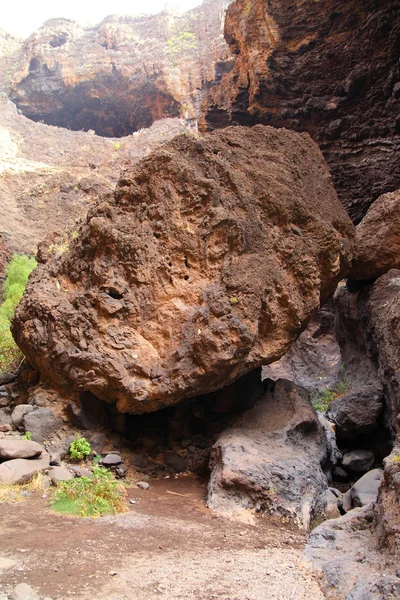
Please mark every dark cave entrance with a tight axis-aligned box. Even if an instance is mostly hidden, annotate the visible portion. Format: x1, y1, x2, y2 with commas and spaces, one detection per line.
13, 68, 181, 138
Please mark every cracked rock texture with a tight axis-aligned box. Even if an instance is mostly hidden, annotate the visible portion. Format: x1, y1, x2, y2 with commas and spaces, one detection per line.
202, 0, 400, 223
12, 125, 353, 414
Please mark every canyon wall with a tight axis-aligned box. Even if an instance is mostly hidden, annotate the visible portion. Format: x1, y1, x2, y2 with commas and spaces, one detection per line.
202, 0, 400, 223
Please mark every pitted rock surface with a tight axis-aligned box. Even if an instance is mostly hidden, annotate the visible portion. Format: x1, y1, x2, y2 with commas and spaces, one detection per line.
350, 189, 400, 281
202, 0, 400, 223
13, 125, 354, 414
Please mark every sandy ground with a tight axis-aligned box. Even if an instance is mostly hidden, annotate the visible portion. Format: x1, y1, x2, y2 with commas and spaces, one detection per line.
0, 476, 324, 600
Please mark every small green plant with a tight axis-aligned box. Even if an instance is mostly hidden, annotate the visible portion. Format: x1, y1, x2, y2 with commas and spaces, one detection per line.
0, 254, 37, 372
311, 380, 348, 413
50, 466, 127, 517
69, 437, 91, 461
92, 454, 101, 466
22, 431, 32, 441
114, 142, 121, 151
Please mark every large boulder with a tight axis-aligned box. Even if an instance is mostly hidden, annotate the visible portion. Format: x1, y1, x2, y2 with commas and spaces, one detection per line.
327, 386, 384, 439
22, 408, 63, 443
350, 190, 400, 281
207, 379, 330, 529
351, 469, 383, 508
13, 125, 354, 414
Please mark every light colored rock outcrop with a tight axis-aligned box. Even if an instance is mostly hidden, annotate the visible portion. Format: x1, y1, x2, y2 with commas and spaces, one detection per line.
0, 439, 43, 460
207, 379, 330, 529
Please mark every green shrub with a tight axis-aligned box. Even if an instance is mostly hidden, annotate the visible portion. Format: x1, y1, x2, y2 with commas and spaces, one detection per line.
50, 466, 127, 517
69, 437, 91, 461
0, 254, 37, 372
311, 380, 348, 413
22, 431, 32, 440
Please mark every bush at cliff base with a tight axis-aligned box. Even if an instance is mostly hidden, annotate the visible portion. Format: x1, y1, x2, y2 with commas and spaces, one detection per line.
0, 254, 37, 372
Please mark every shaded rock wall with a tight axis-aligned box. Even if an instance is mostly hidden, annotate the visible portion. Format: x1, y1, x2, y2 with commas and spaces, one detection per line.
202, 0, 400, 222
13, 125, 354, 414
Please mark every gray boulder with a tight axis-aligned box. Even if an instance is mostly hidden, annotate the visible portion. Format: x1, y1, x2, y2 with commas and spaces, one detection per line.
207, 379, 329, 529
102, 453, 122, 467
0, 453, 50, 484
11, 404, 34, 428
23, 408, 62, 443
327, 386, 383, 438
351, 468, 383, 508
48, 466, 74, 485
0, 439, 43, 460
0, 408, 12, 426
342, 450, 375, 472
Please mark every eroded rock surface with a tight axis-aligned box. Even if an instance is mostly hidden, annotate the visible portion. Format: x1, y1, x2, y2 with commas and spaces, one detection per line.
207, 379, 330, 529
13, 125, 354, 413
350, 189, 400, 281
8, 0, 230, 137
202, 0, 400, 222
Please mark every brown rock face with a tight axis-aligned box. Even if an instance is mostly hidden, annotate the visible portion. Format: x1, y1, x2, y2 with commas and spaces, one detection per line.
335, 270, 400, 433
13, 125, 354, 414
8, 1, 230, 137
350, 189, 400, 281
202, 0, 400, 222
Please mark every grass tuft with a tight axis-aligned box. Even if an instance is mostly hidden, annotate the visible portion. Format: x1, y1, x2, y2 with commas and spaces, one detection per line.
0, 472, 44, 503
50, 466, 127, 518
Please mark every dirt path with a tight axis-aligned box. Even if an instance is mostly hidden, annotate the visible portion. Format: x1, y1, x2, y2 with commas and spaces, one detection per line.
0, 476, 324, 600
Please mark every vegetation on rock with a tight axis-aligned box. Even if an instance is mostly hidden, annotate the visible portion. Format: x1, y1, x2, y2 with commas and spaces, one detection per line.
0, 254, 37, 372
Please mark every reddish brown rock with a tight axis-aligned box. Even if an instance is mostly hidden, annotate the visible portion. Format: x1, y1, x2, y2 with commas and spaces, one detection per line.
375, 447, 400, 555
202, 0, 400, 223
13, 125, 354, 414
350, 190, 400, 281
8, 0, 230, 137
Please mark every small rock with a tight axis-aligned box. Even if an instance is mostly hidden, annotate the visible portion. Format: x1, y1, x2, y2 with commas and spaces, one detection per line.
0, 409, 12, 426
163, 451, 187, 473
342, 450, 375, 472
0, 372, 17, 385
0, 425, 12, 432
136, 481, 150, 490
9, 583, 40, 600
102, 453, 122, 467
22, 408, 62, 443
0, 440, 43, 460
129, 499, 136, 504
115, 465, 127, 478
341, 489, 352, 512
325, 488, 341, 519
351, 468, 383, 508
49, 453, 61, 466
131, 453, 148, 469
0, 556, 17, 569
11, 405, 34, 429
71, 466, 92, 478
47, 466, 74, 485
332, 465, 349, 482
108, 571, 118, 576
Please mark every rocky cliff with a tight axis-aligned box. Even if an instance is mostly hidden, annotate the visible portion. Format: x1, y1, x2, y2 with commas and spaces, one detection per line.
8, 0, 231, 137
202, 0, 400, 223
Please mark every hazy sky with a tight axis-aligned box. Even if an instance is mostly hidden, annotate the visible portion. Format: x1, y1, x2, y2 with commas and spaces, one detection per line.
1, 0, 202, 38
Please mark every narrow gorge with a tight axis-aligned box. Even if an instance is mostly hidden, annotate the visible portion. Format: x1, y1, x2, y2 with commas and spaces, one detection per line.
0, 1, 399, 599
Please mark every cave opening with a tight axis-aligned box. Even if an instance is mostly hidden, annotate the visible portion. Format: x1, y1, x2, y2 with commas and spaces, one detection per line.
13, 72, 181, 138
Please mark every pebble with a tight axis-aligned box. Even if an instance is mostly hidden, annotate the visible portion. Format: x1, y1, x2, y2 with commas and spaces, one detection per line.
129, 499, 136, 504
108, 571, 118, 576
0, 557, 17, 570
136, 481, 150, 490
9, 583, 40, 600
